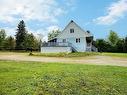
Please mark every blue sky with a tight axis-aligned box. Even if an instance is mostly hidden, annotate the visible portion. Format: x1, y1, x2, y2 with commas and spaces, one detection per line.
0, 0, 127, 40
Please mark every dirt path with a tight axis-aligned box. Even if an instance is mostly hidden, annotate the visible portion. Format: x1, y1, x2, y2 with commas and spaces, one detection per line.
0, 52, 127, 67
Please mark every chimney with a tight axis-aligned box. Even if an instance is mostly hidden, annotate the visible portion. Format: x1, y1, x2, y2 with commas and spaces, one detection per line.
71, 20, 74, 22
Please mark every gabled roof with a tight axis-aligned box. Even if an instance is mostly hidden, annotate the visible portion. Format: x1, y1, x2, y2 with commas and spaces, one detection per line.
57, 20, 92, 38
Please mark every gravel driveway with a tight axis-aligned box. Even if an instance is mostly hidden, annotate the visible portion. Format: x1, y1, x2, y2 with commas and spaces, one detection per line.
0, 52, 127, 67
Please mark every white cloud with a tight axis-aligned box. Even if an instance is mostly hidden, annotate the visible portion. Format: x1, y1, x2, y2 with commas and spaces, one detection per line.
1, 27, 16, 37
0, 0, 65, 23
94, 0, 127, 25
0, 0, 76, 41
3, 25, 60, 41
47, 25, 60, 32
25, 25, 60, 41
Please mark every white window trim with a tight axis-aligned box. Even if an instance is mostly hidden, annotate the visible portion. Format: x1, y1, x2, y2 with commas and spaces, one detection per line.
76, 38, 80, 43
70, 29, 74, 33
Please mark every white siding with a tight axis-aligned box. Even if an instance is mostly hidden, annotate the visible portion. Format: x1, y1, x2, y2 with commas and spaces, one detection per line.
57, 21, 91, 39
41, 47, 72, 53
41, 20, 93, 53
56, 21, 89, 52
69, 37, 86, 52
57, 37, 86, 52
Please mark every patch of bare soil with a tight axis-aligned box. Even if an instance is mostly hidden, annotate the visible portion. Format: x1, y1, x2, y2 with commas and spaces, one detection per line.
0, 53, 127, 67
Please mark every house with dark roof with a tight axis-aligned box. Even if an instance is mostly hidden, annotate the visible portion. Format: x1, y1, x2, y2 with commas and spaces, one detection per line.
41, 20, 97, 53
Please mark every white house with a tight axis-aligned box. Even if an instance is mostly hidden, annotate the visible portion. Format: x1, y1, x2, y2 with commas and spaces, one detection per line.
41, 20, 97, 53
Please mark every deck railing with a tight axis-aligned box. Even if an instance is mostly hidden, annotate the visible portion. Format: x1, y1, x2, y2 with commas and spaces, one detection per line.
42, 42, 97, 52
42, 42, 78, 52
42, 42, 71, 47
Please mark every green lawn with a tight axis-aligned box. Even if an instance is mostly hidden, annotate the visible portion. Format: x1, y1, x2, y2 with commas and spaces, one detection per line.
31, 52, 127, 58
32, 52, 99, 57
0, 61, 127, 95
102, 53, 127, 58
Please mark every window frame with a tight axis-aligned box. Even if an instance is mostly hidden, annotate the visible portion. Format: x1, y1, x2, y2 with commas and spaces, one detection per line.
76, 38, 80, 43
63, 39, 66, 43
70, 29, 74, 33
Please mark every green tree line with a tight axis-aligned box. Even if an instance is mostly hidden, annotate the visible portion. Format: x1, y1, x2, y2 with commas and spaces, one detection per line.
48, 29, 127, 53
95, 30, 127, 53
48, 29, 61, 41
0, 20, 127, 53
0, 20, 40, 51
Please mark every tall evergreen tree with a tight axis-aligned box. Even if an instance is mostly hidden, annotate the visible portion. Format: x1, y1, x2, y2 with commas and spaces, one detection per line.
15, 20, 27, 50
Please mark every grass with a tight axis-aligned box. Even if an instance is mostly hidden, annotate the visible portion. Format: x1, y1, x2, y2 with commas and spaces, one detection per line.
31, 52, 127, 58
1, 51, 127, 58
102, 52, 127, 58
31, 52, 99, 57
0, 61, 127, 95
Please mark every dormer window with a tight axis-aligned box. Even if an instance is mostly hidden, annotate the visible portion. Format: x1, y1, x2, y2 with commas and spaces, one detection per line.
70, 29, 74, 33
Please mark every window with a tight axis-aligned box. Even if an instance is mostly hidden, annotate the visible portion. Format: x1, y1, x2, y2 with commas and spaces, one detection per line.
76, 38, 80, 43
70, 29, 74, 33
63, 39, 66, 43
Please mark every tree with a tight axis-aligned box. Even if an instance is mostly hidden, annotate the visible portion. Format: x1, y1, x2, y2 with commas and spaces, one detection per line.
48, 30, 61, 41
0, 29, 6, 49
108, 30, 119, 46
4, 36, 15, 50
24, 33, 39, 50
95, 39, 111, 52
15, 20, 27, 50
115, 38, 124, 52
124, 36, 127, 52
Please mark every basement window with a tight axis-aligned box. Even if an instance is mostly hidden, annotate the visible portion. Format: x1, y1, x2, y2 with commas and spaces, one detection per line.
70, 29, 74, 33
